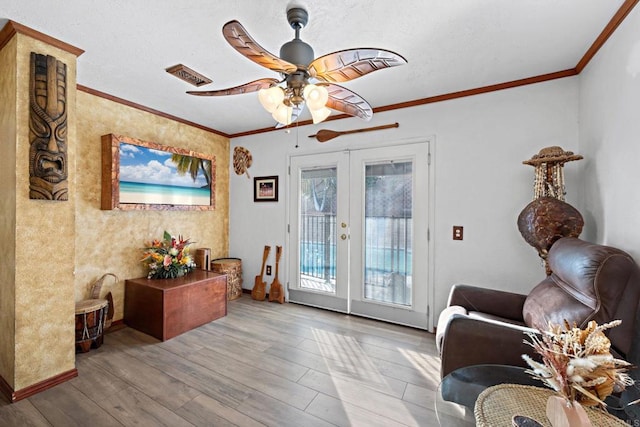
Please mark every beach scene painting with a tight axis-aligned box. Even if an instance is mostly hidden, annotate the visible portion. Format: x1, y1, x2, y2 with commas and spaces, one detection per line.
118, 142, 212, 206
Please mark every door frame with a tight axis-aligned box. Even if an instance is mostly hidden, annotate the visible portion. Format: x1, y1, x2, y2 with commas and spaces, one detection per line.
287, 151, 351, 313
285, 137, 437, 330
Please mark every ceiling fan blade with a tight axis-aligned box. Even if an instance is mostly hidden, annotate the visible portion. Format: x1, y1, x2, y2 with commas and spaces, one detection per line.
309, 48, 407, 83
321, 83, 373, 121
186, 78, 280, 96
223, 20, 298, 74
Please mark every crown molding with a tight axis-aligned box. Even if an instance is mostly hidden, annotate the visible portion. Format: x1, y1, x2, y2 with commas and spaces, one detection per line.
0, 20, 84, 56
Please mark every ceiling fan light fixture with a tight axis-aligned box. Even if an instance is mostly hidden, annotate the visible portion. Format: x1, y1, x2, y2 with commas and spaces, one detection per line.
303, 84, 329, 110
189, 8, 406, 128
310, 106, 331, 124
272, 103, 293, 125
258, 86, 285, 113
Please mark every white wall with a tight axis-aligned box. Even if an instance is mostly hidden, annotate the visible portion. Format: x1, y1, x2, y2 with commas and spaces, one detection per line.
578, 5, 640, 259
230, 77, 580, 330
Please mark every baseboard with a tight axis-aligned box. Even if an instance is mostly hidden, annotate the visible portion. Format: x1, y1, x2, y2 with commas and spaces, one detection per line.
105, 318, 125, 333
110, 318, 124, 327
0, 368, 78, 403
0, 374, 12, 403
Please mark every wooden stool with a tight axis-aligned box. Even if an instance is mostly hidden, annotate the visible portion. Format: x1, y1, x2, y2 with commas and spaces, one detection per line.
75, 299, 108, 353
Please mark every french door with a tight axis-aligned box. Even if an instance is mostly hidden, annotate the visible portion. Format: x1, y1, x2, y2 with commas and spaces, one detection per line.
288, 142, 430, 329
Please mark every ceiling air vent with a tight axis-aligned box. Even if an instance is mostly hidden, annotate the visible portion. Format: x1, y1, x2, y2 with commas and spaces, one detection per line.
165, 64, 212, 87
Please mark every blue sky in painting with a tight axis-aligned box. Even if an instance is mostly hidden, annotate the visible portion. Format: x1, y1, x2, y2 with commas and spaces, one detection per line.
119, 143, 208, 188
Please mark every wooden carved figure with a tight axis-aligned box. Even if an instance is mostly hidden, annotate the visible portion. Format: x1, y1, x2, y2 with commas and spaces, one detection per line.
252, 245, 271, 301
29, 53, 68, 200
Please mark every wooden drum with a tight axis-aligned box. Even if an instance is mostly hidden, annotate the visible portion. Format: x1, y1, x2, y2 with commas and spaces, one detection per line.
211, 258, 243, 300
75, 298, 108, 353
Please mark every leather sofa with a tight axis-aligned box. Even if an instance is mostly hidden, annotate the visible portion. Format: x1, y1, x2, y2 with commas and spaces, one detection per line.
437, 237, 640, 381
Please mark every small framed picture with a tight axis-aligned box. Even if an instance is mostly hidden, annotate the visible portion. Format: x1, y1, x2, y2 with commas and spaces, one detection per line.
254, 176, 279, 202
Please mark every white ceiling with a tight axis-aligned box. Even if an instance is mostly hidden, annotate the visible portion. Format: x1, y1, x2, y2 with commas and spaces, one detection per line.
0, 0, 627, 136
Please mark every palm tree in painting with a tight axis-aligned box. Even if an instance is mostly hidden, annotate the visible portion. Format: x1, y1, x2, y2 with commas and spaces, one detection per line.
171, 154, 211, 187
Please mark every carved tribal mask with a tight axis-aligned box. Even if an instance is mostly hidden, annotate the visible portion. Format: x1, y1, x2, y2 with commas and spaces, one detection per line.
29, 52, 68, 200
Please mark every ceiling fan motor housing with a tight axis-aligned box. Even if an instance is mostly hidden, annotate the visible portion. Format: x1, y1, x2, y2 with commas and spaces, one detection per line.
280, 39, 314, 68
280, 7, 314, 68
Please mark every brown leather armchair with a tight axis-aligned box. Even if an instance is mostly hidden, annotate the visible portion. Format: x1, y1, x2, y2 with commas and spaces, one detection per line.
437, 237, 640, 379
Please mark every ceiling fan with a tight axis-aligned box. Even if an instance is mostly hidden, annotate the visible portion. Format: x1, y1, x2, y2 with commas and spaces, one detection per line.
187, 7, 407, 127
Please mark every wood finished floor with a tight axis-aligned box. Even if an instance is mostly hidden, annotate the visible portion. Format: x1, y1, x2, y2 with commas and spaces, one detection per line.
0, 297, 441, 426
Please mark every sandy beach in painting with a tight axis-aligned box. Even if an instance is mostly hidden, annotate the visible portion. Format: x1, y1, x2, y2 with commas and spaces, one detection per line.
120, 182, 210, 206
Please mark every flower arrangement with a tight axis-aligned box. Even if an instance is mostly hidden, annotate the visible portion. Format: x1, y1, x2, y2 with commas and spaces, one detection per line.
522, 319, 634, 407
141, 231, 196, 279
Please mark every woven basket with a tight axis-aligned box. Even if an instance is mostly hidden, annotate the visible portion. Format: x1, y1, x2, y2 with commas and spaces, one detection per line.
211, 258, 243, 300
474, 384, 627, 427
89, 273, 118, 328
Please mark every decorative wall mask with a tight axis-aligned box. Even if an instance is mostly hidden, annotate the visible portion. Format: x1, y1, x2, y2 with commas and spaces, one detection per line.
517, 146, 584, 274
29, 52, 68, 200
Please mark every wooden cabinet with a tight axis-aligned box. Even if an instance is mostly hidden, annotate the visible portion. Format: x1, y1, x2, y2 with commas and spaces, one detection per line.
124, 270, 227, 341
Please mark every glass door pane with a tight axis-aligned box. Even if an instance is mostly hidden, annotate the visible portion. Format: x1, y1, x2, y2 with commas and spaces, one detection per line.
364, 161, 413, 305
300, 167, 337, 293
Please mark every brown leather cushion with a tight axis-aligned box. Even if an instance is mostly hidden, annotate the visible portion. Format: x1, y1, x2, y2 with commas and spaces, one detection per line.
523, 238, 637, 335
522, 276, 595, 329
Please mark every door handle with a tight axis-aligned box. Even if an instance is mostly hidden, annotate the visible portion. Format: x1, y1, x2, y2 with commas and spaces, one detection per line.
340, 234, 348, 240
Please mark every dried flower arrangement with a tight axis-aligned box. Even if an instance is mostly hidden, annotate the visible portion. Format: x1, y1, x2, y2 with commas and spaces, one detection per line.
522, 320, 634, 407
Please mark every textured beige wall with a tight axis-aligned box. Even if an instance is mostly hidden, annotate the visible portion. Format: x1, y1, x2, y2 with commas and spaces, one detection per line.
0, 35, 18, 388
74, 92, 230, 322
13, 34, 78, 390
0, 27, 229, 394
